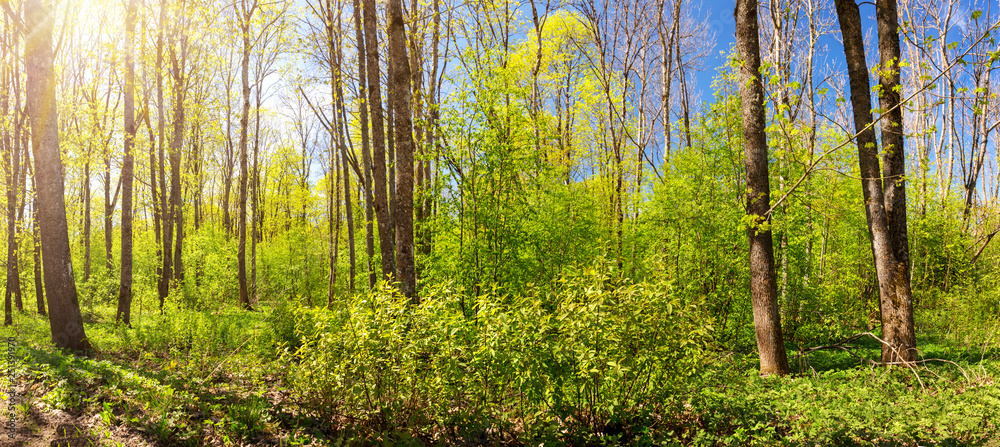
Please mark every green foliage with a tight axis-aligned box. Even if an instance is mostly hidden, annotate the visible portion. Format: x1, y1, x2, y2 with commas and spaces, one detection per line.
288, 262, 711, 443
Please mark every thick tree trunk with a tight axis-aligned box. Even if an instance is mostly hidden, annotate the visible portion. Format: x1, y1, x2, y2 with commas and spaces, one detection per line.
388, 0, 417, 301
117, 0, 137, 326
25, 0, 90, 350
363, 0, 395, 280
835, 0, 912, 364
875, 0, 916, 363
734, 0, 790, 377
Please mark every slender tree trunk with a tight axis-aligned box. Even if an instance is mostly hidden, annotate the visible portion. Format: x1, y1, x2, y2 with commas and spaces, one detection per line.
835, 0, 911, 364
170, 36, 187, 286
421, 0, 440, 257
3, 126, 13, 324
341, 137, 356, 294
156, 0, 171, 309
237, 0, 255, 311
676, 6, 691, 150
28, 160, 45, 316
117, 0, 137, 326
223, 92, 234, 236
735, 0, 790, 376
329, 134, 341, 304
251, 86, 263, 299
83, 145, 92, 282
352, 0, 376, 288
25, 0, 90, 350
363, 0, 395, 280
4, 69, 22, 317
104, 140, 113, 274
411, 0, 428, 262
387, 87, 397, 246
875, 0, 916, 363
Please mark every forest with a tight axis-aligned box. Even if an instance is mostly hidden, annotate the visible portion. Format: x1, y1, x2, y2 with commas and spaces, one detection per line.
1, 0, 1000, 444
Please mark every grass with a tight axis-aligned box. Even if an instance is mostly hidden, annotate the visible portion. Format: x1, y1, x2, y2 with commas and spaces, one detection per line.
2, 291, 999, 446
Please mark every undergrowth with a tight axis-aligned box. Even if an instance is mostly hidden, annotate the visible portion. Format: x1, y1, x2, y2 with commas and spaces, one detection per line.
1, 265, 999, 446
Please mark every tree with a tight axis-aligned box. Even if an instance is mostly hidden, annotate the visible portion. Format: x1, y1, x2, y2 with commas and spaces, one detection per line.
734, 0, 791, 376
834, 0, 915, 364
875, 0, 916, 364
387, 0, 416, 300
353, 0, 376, 288
236, 0, 256, 311
167, 14, 190, 288
3, 7, 25, 323
363, 0, 395, 281
117, 0, 138, 326
25, 0, 90, 350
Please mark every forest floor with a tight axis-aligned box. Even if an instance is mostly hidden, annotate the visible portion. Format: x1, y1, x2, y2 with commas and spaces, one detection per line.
2, 300, 1000, 446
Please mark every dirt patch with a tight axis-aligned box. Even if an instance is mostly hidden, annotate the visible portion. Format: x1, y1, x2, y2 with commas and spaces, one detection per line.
6, 385, 154, 447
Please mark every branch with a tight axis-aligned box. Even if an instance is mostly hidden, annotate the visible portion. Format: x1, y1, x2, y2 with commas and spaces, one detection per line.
764, 19, 1000, 218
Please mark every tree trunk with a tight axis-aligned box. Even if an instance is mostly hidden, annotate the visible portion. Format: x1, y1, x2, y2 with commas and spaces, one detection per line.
388, 0, 417, 301
734, 0, 790, 377
170, 35, 187, 286
117, 0, 138, 325
834, 0, 912, 364
156, 0, 171, 309
28, 160, 45, 316
875, 0, 916, 363
25, 0, 90, 350
329, 133, 342, 305
363, 0, 395, 280
352, 0, 376, 289
237, 0, 255, 311
251, 84, 263, 299
104, 139, 113, 274
83, 144, 92, 282
4, 67, 22, 318
411, 0, 427, 262
421, 0, 440, 257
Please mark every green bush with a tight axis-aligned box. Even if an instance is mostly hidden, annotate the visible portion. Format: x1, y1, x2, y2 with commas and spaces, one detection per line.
287, 260, 712, 443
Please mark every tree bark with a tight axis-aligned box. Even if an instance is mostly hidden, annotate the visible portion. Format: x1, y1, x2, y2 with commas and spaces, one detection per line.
734, 0, 790, 377
83, 143, 92, 282
156, 0, 171, 309
352, 0, 376, 289
28, 160, 45, 316
169, 33, 187, 286
25, 0, 90, 350
835, 0, 913, 364
388, 0, 417, 301
875, 0, 916, 363
3, 60, 22, 319
363, 0, 395, 280
237, 0, 256, 311
117, 0, 138, 326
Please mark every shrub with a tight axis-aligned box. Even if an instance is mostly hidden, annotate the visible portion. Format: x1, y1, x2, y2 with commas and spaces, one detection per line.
287, 260, 712, 442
